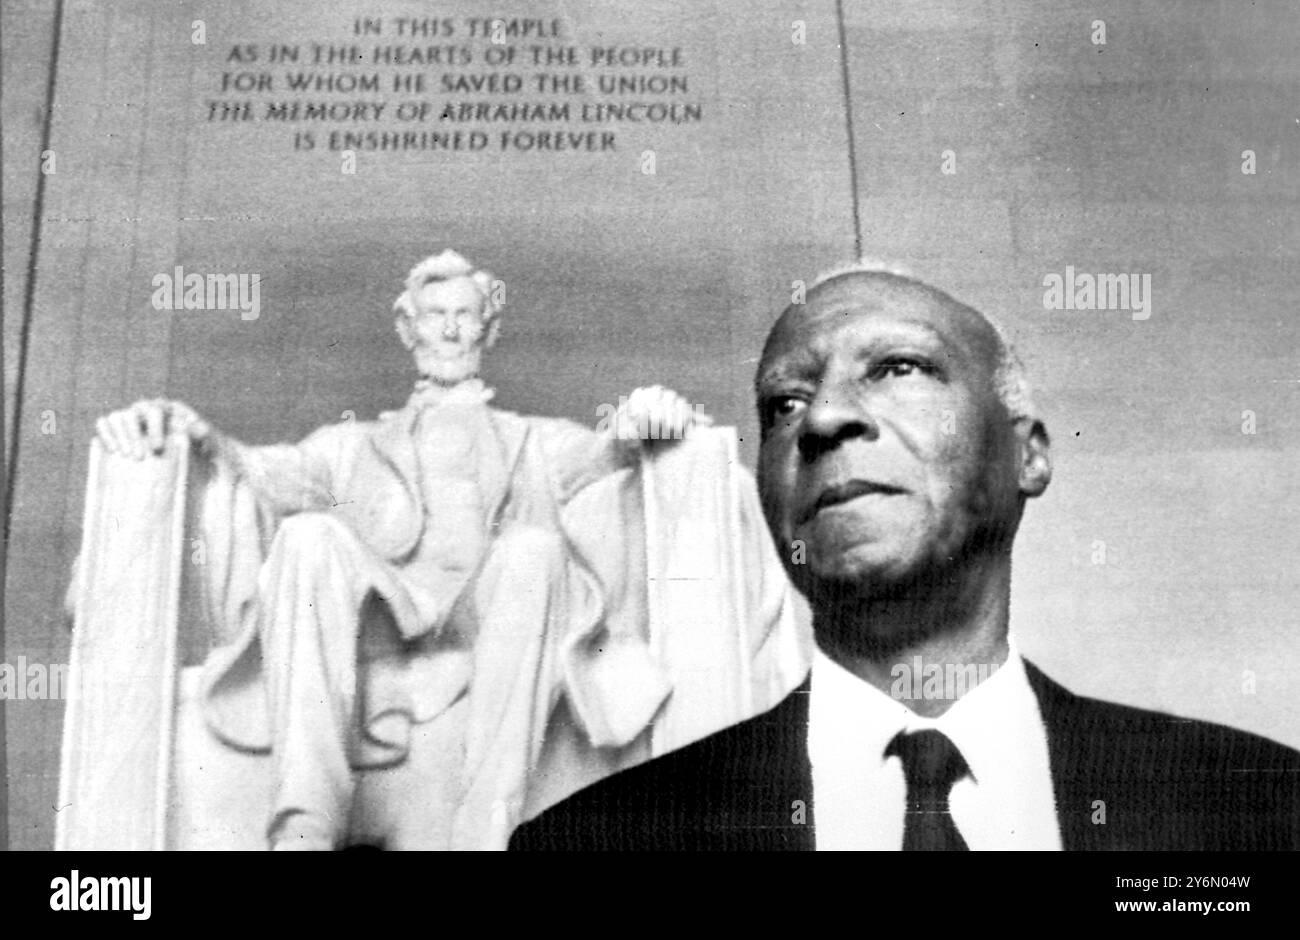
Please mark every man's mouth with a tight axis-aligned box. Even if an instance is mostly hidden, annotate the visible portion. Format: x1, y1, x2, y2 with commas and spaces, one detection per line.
800, 480, 907, 523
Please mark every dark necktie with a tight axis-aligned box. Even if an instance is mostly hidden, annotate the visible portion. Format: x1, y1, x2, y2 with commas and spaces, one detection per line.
885, 729, 971, 851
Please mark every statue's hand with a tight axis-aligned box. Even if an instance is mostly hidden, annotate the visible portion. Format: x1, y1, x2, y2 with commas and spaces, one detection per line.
94, 399, 215, 460
614, 385, 712, 448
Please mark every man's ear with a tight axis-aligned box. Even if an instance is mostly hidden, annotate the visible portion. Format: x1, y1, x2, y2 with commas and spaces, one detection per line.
1014, 417, 1051, 498
482, 317, 501, 349
394, 314, 416, 350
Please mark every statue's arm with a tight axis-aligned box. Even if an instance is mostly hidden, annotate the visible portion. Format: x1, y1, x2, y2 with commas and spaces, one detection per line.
207, 432, 336, 515
535, 417, 625, 502
93, 398, 336, 514
538, 385, 711, 501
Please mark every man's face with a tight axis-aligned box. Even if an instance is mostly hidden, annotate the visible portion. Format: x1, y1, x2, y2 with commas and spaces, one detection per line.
401, 276, 491, 383
756, 276, 1031, 601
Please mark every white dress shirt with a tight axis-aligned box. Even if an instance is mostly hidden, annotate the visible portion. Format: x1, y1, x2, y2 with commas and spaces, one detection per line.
808, 639, 1062, 851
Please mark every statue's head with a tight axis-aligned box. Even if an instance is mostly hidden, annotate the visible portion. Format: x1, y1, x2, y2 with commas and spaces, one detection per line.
393, 250, 502, 385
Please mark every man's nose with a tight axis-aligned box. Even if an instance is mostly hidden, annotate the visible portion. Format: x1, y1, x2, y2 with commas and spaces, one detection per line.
441, 317, 460, 339
797, 378, 878, 463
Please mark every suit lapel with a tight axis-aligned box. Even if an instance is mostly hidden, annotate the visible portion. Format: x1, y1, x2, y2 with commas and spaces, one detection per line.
1024, 660, 1121, 850
770, 678, 816, 850
704, 677, 815, 850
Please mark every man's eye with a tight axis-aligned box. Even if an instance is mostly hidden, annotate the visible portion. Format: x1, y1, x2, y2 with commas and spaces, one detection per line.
763, 396, 806, 425
870, 357, 935, 380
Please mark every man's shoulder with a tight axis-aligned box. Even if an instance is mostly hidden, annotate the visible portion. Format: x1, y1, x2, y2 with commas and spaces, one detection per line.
510, 684, 812, 851
1026, 661, 1300, 849
1027, 660, 1300, 769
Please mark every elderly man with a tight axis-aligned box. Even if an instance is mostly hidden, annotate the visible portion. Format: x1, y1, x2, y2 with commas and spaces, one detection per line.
509, 264, 1300, 851
95, 250, 703, 850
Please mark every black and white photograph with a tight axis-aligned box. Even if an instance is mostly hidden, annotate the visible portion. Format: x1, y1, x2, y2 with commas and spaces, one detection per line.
1, 0, 1296, 916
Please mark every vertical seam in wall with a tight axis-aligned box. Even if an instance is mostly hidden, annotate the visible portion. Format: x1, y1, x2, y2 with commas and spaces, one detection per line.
4, 0, 64, 548
1, 0, 66, 854
834, 0, 862, 258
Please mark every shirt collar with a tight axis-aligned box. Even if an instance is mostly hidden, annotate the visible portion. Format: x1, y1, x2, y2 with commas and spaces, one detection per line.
808, 637, 1042, 788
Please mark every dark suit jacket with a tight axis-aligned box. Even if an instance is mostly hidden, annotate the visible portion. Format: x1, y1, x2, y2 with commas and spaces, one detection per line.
510, 661, 1300, 850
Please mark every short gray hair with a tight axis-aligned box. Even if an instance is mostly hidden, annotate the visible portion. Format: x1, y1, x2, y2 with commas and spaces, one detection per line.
806, 259, 1036, 421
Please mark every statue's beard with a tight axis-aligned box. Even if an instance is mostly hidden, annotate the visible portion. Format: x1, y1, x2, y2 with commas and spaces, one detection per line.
414, 345, 482, 385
